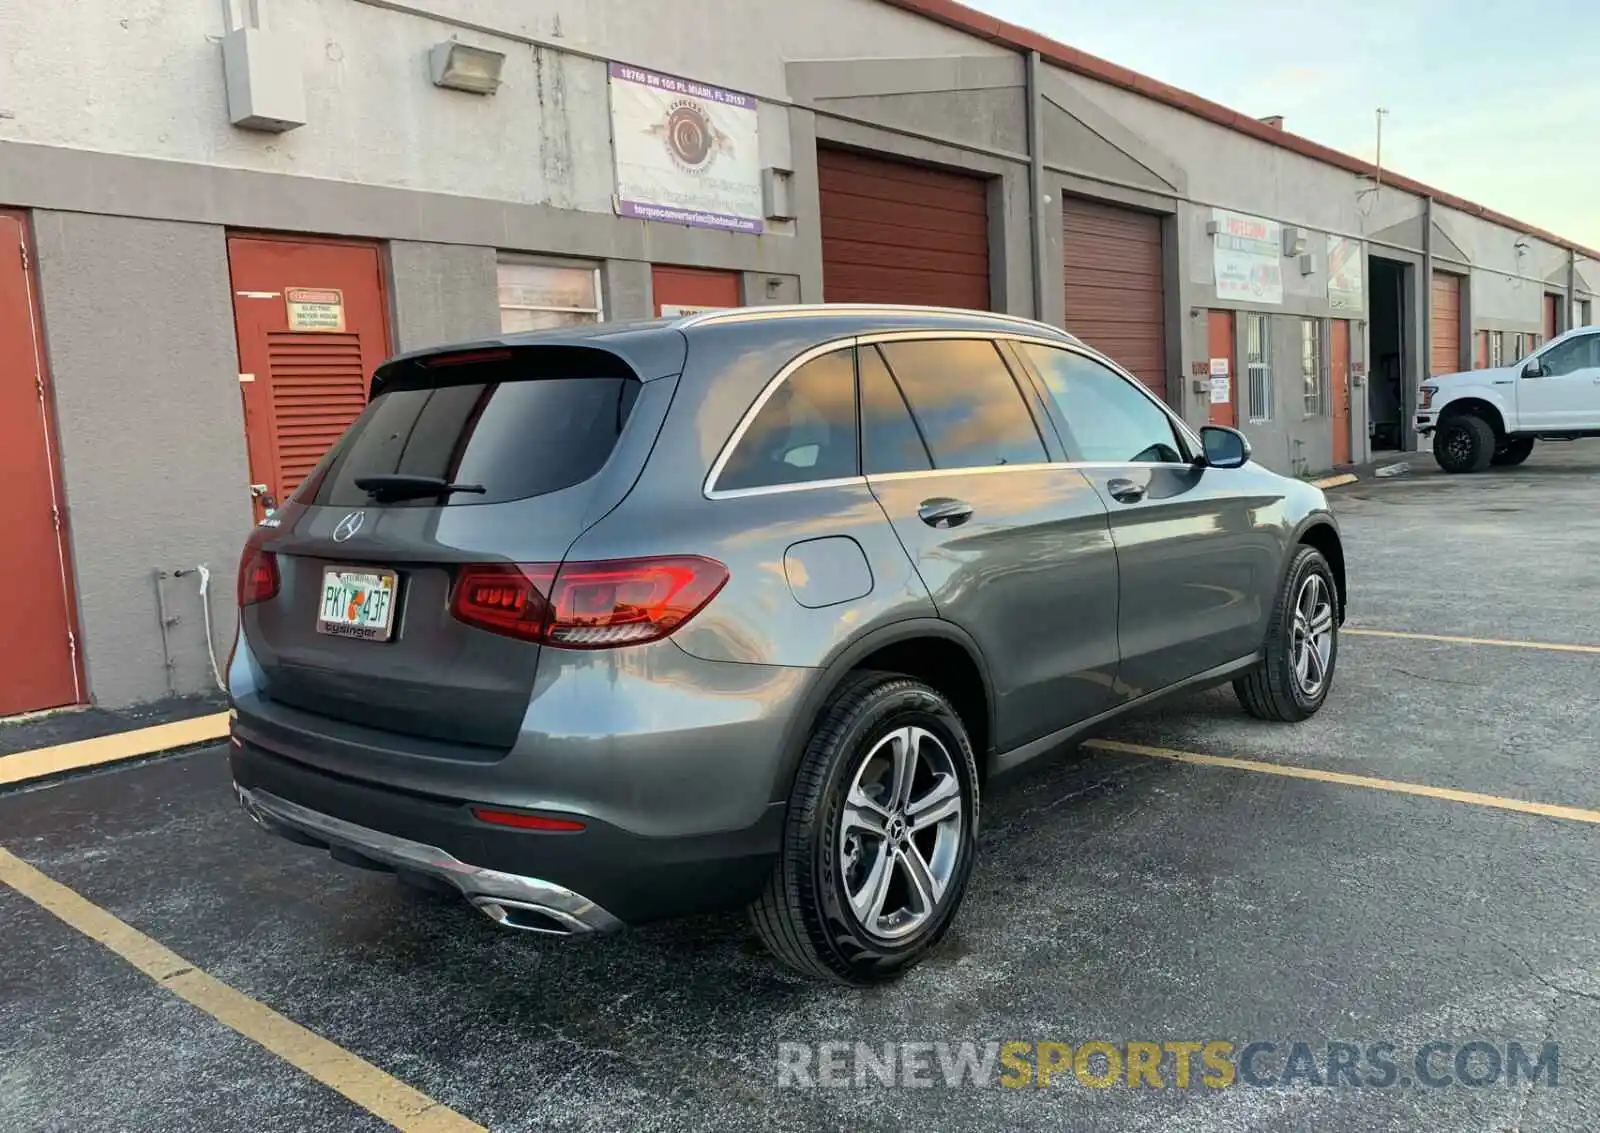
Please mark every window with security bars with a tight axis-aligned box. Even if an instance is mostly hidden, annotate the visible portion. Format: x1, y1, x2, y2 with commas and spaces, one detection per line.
1245, 313, 1272, 423
1300, 317, 1325, 417
1489, 331, 1504, 367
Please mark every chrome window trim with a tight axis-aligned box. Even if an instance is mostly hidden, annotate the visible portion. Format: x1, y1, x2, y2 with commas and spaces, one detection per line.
702, 329, 1205, 501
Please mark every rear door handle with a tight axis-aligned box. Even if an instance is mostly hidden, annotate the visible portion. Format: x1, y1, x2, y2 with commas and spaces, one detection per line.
1105, 478, 1146, 504
918, 497, 974, 528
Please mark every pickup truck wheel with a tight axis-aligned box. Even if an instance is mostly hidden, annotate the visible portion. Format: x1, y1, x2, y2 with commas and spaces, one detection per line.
1491, 438, 1535, 467
1433, 414, 1495, 473
750, 673, 979, 985
1234, 545, 1338, 722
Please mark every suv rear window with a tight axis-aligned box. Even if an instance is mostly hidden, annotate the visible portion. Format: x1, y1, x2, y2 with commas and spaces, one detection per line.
299, 351, 640, 507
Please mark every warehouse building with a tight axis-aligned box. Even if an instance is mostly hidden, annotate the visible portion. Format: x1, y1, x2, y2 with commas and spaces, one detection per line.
1, 0, 1596, 716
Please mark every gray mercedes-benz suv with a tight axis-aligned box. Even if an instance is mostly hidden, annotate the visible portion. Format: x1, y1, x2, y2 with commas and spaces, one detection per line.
230, 305, 1345, 984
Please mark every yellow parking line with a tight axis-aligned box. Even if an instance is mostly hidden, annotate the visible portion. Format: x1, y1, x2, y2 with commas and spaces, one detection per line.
1083, 738, 1600, 826
0, 847, 484, 1133
1344, 628, 1600, 655
0, 712, 231, 787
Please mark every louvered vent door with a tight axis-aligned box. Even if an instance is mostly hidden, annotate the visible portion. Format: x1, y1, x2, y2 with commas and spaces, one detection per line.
227, 236, 390, 514
264, 332, 369, 499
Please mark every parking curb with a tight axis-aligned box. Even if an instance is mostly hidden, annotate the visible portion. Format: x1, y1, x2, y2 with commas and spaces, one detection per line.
1311, 472, 1359, 489
0, 712, 230, 789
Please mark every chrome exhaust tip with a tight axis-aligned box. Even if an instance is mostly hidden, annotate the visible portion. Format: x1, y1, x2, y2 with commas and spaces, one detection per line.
470, 896, 591, 936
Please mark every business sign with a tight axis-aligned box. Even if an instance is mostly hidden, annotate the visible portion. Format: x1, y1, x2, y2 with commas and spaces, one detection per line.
609, 62, 763, 234
1211, 209, 1283, 305
1327, 235, 1365, 312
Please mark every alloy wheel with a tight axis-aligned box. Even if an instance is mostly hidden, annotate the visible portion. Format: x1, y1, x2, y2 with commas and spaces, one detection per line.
1443, 425, 1473, 465
1291, 573, 1335, 697
837, 725, 964, 942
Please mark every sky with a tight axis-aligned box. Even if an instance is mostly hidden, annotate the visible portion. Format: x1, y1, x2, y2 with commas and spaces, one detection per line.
969, 0, 1600, 249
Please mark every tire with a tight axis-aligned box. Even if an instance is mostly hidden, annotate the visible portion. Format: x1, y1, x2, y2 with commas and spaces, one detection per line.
1234, 545, 1339, 722
749, 672, 980, 985
1433, 414, 1496, 473
1491, 437, 1535, 467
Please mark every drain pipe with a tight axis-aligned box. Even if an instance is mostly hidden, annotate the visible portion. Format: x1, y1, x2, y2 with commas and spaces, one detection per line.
1024, 49, 1047, 322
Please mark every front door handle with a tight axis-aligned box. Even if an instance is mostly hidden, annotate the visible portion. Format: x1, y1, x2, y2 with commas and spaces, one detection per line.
1105, 478, 1146, 504
918, 497, 974, 528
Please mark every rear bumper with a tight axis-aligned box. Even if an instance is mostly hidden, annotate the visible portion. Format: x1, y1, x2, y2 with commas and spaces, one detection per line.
230, 738, 784, 926
238, 783, 623, 934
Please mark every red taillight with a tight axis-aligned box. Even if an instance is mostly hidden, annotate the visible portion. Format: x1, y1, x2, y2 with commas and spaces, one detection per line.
238, 546, 280, 607
448, 556, 728, 649
470, 806, 586, 832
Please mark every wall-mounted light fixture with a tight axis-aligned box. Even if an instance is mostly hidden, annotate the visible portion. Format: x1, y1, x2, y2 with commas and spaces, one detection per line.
430, 41, 506, 95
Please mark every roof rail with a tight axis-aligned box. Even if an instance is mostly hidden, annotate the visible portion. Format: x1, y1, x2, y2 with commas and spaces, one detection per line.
675, 303, 1080, 339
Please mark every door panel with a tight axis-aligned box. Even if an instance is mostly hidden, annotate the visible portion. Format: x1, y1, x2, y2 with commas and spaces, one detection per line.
1430, 272, 1462, 375
1330, 319, 1352, 465
652, 265, 740, 316
818, 148, 991, 309
1063, 198, 1167, 399
862, 337, 1118, 748
1206, 310, 1237, 427
1517, 333, 1600, 429
869, 469, 1119, 748
0, 214, 80, 715
1013, 341, 1278, 696
227, 236, 390, 516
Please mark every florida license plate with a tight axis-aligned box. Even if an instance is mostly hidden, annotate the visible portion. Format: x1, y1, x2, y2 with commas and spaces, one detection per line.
316, 567, 399, 641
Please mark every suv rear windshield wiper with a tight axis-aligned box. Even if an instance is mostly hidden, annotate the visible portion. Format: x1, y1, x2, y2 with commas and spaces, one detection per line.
354, 474, 488, 501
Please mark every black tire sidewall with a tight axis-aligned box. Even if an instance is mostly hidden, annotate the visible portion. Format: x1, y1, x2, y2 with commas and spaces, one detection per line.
803, 682, 979, 981
1435, 416, 1494, 473
1272, 549, 1339, 714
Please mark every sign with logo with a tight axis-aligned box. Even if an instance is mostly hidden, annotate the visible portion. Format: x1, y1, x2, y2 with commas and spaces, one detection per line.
1211, 210, 1283, 305
285, 287, 346, 332
1327, 235, 1365, 312
609, 62, 762, 234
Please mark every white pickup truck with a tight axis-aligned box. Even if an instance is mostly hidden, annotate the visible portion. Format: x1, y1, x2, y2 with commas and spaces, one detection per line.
1416, 325, 1600, 472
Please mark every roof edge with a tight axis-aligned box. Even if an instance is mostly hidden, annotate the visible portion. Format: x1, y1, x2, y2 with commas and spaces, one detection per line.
879, 0, 1600, 262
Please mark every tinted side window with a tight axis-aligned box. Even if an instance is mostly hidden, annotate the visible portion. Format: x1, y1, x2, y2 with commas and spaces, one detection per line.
1539, 334, 1600, 377
717, 349, 859, 491
1021, 345, 1187, 464
877, 340, 1047, 470
859, 345, 933, 474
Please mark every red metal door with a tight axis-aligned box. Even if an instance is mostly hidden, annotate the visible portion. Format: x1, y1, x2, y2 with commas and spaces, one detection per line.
652, 266, 741, 316
1330, 319, 1352, 466
1205, 310, 1237, 427
1474, 330, 1489, 370
227, 236, 390, 514
0, 213, 82, 715
1543, 293, 1560, 342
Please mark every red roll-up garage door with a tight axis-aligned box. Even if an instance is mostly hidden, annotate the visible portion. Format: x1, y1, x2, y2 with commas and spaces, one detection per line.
817, 148, 991, 309
1430, 271, 1462, 375
1062, 198, 1168, 398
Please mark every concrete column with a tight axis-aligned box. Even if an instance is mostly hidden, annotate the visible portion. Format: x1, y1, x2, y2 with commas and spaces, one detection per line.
387, 241, 499, 352
32, 212, 252, 706
602, 259, 652, 320
1025, 50, 1048, 323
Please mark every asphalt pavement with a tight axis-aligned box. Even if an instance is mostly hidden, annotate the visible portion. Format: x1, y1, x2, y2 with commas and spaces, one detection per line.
3, 444, 1598, 1133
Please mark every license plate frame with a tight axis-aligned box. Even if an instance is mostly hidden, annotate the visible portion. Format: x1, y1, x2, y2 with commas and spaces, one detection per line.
315, 566, 400, 641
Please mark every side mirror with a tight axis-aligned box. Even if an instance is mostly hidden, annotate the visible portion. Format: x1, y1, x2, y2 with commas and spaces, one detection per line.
1199, 425, 1251, 469
1522, 358, 1544, 378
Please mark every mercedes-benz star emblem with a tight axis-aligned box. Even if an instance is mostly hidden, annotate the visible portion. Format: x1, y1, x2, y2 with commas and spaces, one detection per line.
332, 511, 366, 542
